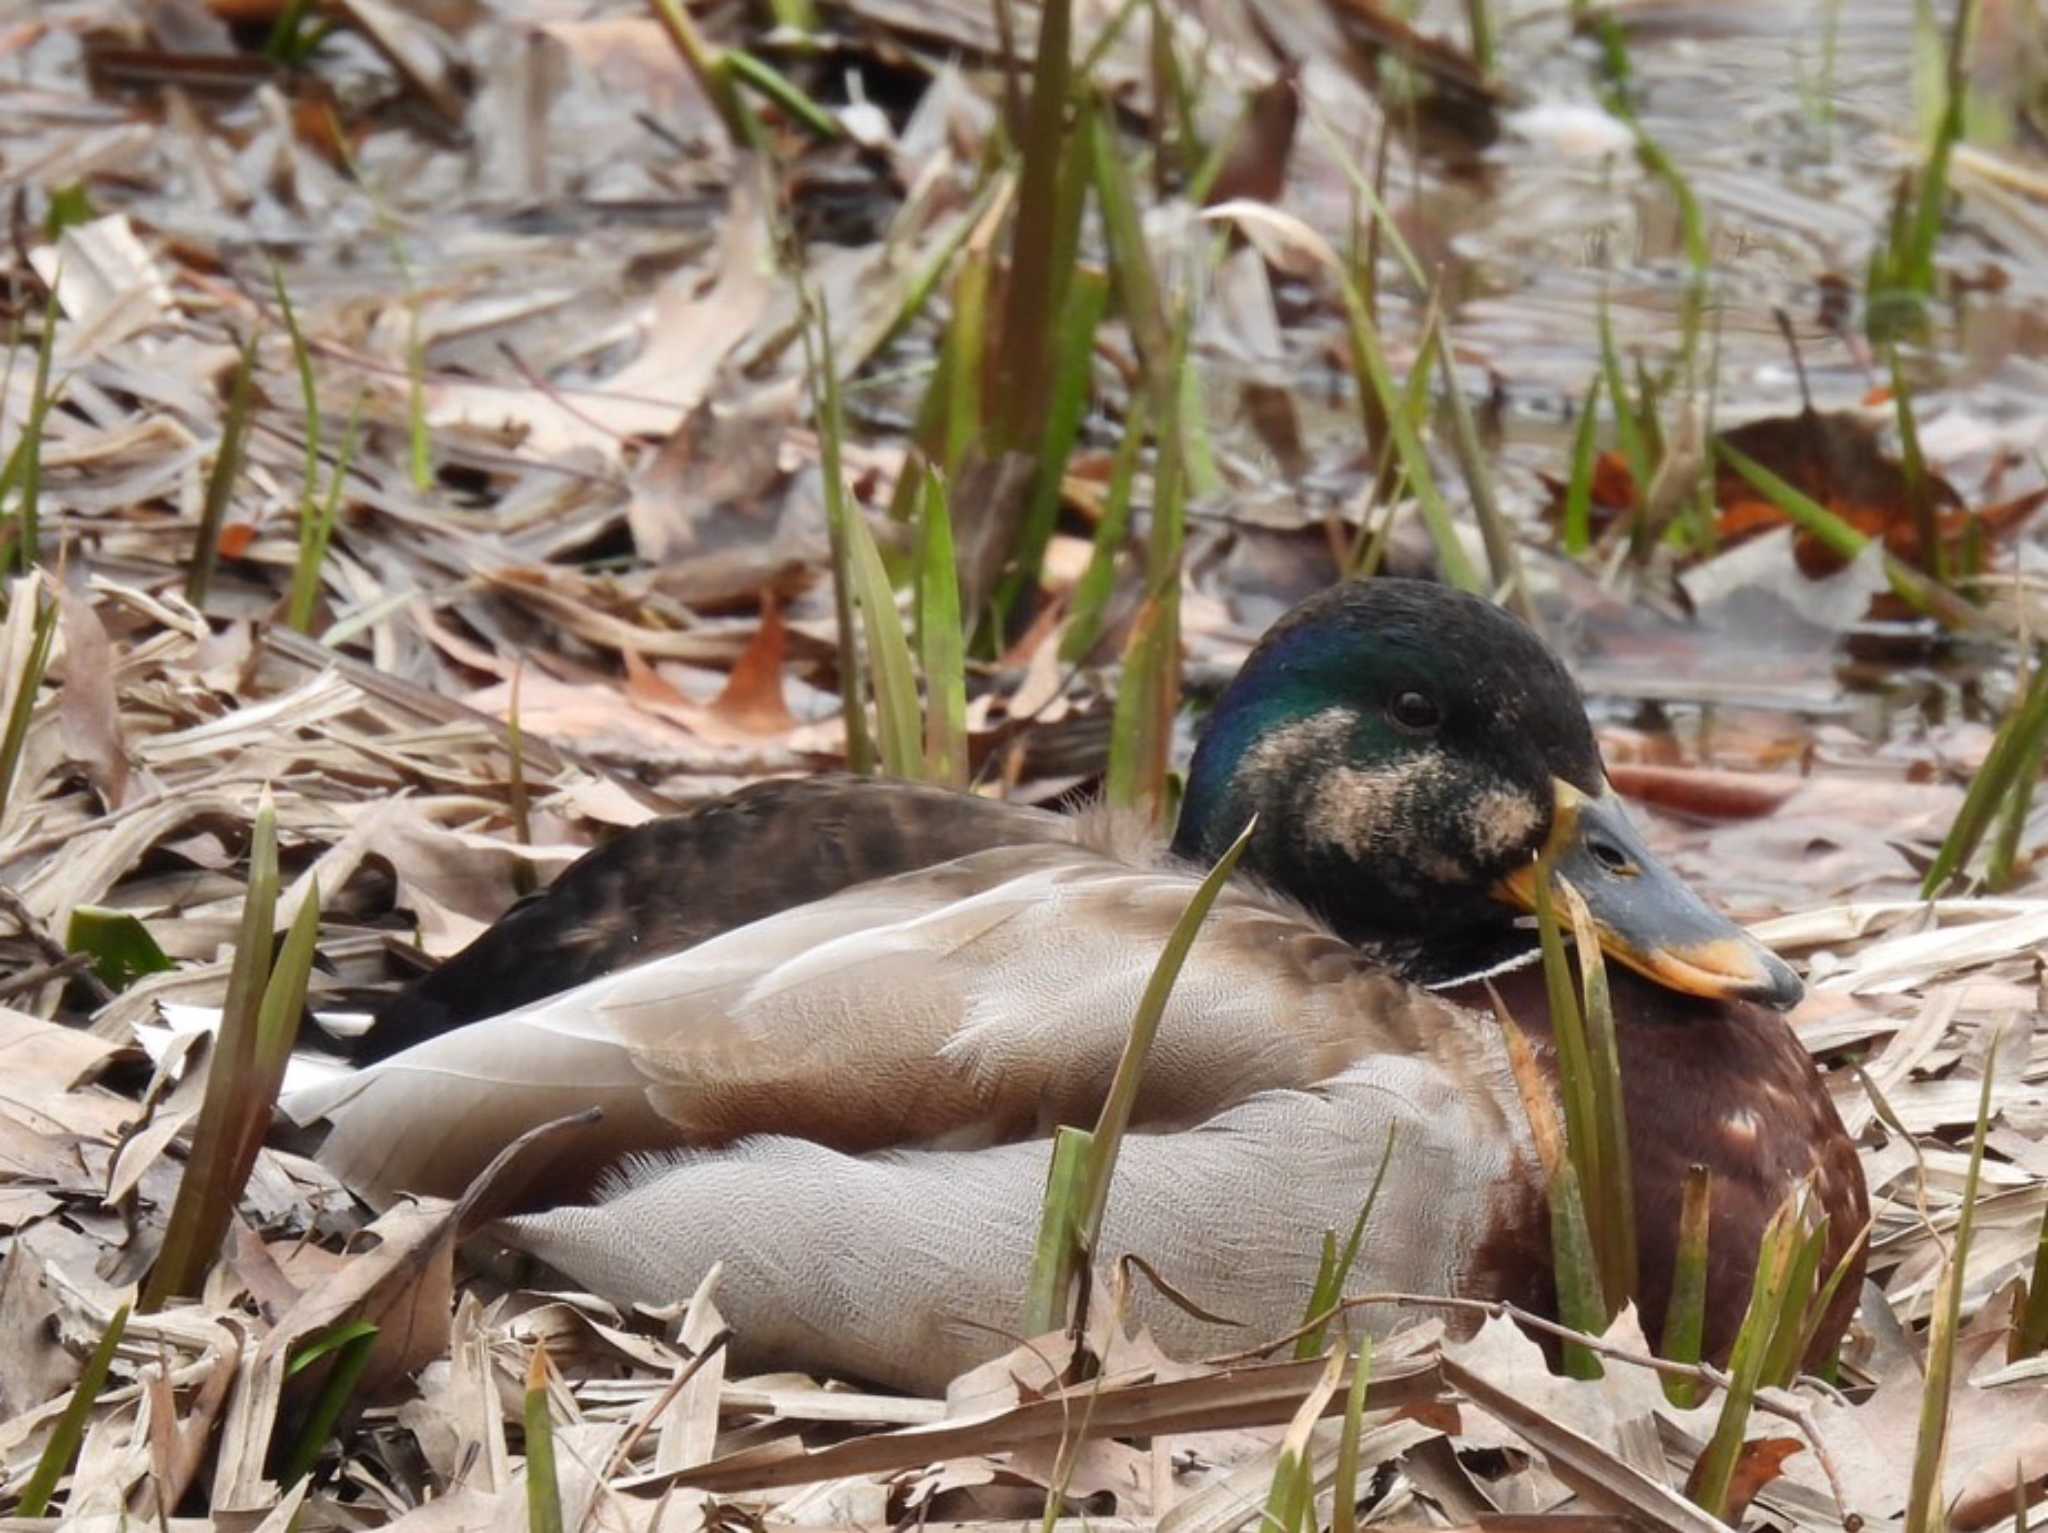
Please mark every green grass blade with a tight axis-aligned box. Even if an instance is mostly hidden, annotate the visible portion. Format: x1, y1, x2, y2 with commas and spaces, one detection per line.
1103, 583, 1177, 813
802, 289, 876, 775
2017, 1205, 2048, 1361
4, 281, 60, 574
725, 49, 843, 141
1330, 1335, 1374, 1533
915, 466, 968, 787
1337, 277, 1480, 593
1060, 390, 1147, 666
65, 905, 174, 992
1889, 343, 1942, 579
1549, 1161, 1607, 1379
1919, 653, 2048, 896
1432, 318, 1531, 620
289, 394, 361, 634
1260, 1347, 1345, 1533
1660, 1165, 1711, 1406
1001, 267, 1109, 621
1558, 874, 1637, 1311
524, 1343, 565, 1533
1088, 92, 1170, 376
1761, 1213, 1830, 1388
1562, 372, 1604, 557
1532, 853, 1603, 1263
1077, 817, 1257, 1242
142, 792, 312, 1308
279, 1320, 379, 1487
843, 497, 923, 779
1797, 1217, 1872, 1374
1906, 1047, 1998, 1533
1598, 295, 1648, 503
994, 0, 1074, 452
1298, 1231, 1340, 1360
272, 262, 320, 504
1297, 1126, 1397, 1361
1895, 0, 1973, 296
1024, 1125, 1096, 1337
186, 332, 257, 609
941, 240, 990, 474
1716, 439, 1983, 629
16, 1302, 129, 1516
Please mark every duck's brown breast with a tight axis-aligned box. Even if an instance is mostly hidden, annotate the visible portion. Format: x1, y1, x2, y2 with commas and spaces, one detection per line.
1446, 962, 1867, 1368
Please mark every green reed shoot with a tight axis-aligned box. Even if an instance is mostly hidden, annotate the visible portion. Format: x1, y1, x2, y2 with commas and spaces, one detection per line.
143, 792, 319, 1308
272, 265, 356, 632
647, 0, 755, 148
1889, 344, 1944, 580
801, 289, 876, 774
1296, 1126, 1396, 1361
1598, 295, 1649, 513
1660, 1165, 1711, 1406
0, 280, 61, 574
996, 0, 1076, 456
1690, 1192, 1802, 1520
1921, 650, 2048, 896
1431, 317, 1532, 621
1560, 876, 1636, 1308
1001, 266, 1108, 625
1330, 1335, 1374, 1533
843, 491, 923, 779
915, 466, 968, 787
16, 1303, 128, 1516
0, 588, 56, 827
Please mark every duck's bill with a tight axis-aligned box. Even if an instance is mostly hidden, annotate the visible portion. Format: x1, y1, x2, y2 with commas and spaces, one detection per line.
1493, 780, 1804, 1011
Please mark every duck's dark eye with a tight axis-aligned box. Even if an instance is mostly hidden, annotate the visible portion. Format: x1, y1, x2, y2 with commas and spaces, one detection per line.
1388, 689, 1440, 735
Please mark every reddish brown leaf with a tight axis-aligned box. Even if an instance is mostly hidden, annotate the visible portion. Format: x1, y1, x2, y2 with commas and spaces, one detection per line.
1683, 1435, 1801, 1521
708, 591, 796, 736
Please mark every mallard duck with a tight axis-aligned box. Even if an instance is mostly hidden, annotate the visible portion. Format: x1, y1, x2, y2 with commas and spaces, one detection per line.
285, 579, 1865, 1393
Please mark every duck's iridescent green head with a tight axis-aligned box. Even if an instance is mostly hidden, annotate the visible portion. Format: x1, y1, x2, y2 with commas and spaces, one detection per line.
1172, 579, 1802, 1010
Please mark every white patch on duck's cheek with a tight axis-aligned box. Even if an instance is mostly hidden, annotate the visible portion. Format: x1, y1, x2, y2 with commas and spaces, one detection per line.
1467, 788, 1543, 860
1236, 707, 1360, 785
1310, 754, 1449, 864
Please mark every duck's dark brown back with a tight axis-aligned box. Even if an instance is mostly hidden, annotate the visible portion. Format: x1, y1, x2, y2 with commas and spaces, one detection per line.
359, 776, 1070, 1062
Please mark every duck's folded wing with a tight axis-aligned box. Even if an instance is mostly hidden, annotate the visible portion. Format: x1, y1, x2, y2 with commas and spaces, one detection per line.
358, 777, 1070, 1061
500, 1056, 1539, 1394
289, 845, 1469, 1207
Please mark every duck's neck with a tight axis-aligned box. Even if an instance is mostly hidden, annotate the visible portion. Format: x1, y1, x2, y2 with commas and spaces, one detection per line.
1382, 925, 1545, 992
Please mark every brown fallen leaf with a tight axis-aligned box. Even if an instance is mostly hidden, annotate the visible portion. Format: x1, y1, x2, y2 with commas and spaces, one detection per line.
54, 583, 129, 809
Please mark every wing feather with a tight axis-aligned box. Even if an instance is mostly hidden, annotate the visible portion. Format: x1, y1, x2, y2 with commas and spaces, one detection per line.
295, 843, 1484, 1206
